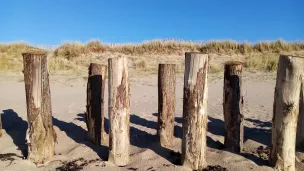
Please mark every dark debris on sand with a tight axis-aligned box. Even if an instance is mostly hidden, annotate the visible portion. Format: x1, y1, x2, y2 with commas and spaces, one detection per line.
203, 165, 228, 171
55, 157, 104, 171
256, 146, 270, 160
0, 153, 23, 166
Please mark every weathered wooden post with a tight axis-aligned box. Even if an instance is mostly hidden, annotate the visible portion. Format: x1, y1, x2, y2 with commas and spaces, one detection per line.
297, 94, 304, 148
182, 52, 209, 170
158, 64, 176, 147
0, 113, 2, 137
86, 63, 107, 145
223, 61, 244, 152
270, 55, 304, 171
108, 57, 130, 166
22, 53, 55, 165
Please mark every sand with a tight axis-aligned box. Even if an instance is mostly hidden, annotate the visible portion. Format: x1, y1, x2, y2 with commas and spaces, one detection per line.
0, 72, 303, 171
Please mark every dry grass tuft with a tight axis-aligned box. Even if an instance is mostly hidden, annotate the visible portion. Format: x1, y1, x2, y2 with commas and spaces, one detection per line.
0, 43, 44, 57
0, 43, 46, 72
0, 57, 22, 72
84, 40, 106, 53
209, 64, 224, 73
109, 40, 200, 55
1, 40, 304, 75
133, 60, 147, 70
200, 40, 304, 55
244, 54, 278, 72
52, 39, 304, 60
54, 42, 85, 60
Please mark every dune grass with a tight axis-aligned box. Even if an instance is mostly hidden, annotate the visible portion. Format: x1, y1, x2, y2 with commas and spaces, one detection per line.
244, 54, 278, 72
52, 39, 304, 59
0, 43, 48, 72
0, 40, 303, 75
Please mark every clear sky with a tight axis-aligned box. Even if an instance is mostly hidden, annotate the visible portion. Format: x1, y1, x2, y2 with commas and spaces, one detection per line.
0, 0, 303, 45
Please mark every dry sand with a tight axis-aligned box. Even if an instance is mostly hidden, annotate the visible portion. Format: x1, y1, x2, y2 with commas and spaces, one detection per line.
0, 72, 304, 171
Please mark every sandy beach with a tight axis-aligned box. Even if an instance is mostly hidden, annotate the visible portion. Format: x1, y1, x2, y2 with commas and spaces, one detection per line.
1, 72, 303, 171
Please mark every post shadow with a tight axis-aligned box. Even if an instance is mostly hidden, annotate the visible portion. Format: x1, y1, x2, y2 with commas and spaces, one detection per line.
207, 116, 271, 166
245, 118, 272, 128
77, 112, 181, 165
171, 115, 271, 166
206, 116, 271, 146
243, 118, 271, 147
75, 113, 109, 134
75, 112, 271, 166
130, 114, 158, 130
298, 143, 304, 153
52, 116, 108, 160
129, 115, 181, 165
151, 113, 183, 139
152, 113, 183, 125
1, 109, 28, 158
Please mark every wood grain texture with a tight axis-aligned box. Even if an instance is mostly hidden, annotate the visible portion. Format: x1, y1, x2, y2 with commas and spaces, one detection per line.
158, 64, 176, 147
0, 113, 2, 137
23, 53, 55, 165
108, 57, 130, 166
270, 55, 304, 171
223, 61, 244, 152
297, 82, 304, 149
182, 52, 209, 170
86, 63, 107, 145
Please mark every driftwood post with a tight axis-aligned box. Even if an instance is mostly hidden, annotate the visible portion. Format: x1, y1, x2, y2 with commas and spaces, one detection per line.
0, 113, 2, 137
270, 55, 304, 171
108, 57, 130, 166
223, 61, 244, 152
182, 52, 209, 170
23, 53, 55, 165
158, 64, 176, 147
297, 91, 304, 148
86, 63, 107, 145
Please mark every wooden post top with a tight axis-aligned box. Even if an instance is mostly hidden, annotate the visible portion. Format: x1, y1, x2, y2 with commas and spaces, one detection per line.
89, 62, 106, 65
225, 61, 243, 66
22, 52, 47, 56
185, 52, 208, 55
108, 56, 127, 60
89, 63, 107, 68
159, 63, 176, 66
88, 63, 107, 76
280, 54, 304, 58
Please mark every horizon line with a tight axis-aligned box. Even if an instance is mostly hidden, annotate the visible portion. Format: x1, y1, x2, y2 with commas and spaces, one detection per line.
1, 38, 304, 48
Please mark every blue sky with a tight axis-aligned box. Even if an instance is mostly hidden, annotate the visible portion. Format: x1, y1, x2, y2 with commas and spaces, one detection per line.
0, 0, 303, 45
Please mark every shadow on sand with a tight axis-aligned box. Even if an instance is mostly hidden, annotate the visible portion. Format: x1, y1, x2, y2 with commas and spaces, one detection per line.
207, 116, 271, 166
245, 118, 272, 128
207, 116, 271, 146
52, 115, 109, 160
1, 108, 273, 166
76, 113, 181, 165
75, 113, 110, 134
151, 113, 183, 140
0, 109, 109, 160
1, 109, 28, 158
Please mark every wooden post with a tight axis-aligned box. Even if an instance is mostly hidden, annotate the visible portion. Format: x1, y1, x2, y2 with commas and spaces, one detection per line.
158, 64, 176, 147
108, 57, 130, 166
223, 61, 244, 152
297, 82, 304, 148
86, 63, 107, 145
270, 55, 304, 171
22, 53, 55, 165
182, 52, 209, 170
0, 113, 2, 137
